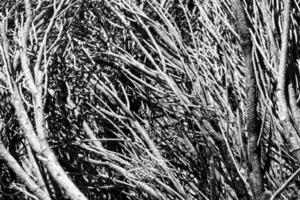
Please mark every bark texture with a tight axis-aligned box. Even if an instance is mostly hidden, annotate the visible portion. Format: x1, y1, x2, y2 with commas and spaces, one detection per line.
232, 0, 264, 199
0, 141, 51, 200
276, 0, 300, 163
0, 1, 88, 199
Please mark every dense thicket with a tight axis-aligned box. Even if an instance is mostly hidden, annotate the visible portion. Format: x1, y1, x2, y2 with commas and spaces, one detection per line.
0, 0, 300, 200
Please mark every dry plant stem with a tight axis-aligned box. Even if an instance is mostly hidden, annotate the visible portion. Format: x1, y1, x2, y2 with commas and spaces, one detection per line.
83, 121, 104, 149
34, 5, 88, 199
12, 87, 42, 153
288, 80, 300, 133
131, 120, 189, 199
261, 1, 278, 61
33, 0, 65, 79
1, 2, 88, 200
32, 49, 88, 200
1, 14, 51, 200
269, 167, 300, 200
134, 181, 166, 200
233, 0, 263, 199
20, 0, 37, 94
276, 0, 300, 162
0, 20, 10, 69
277, 0, 291, 123
11, 83, 87, 200
1, 17, 51, 198
219, 121, 250, 194
88, 158, 166, 200
26, 144, 50, 197
0, 141, 51, 200
91, 66, 187, 197
35, 90, 88, 200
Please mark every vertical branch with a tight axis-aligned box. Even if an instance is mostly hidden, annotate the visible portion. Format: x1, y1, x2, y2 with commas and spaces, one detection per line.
31, 1, 88, 200
1, 1, 88, 200
276, 0, 300, 162
25, 145, 51, 198
277, 0, 291, 124
261, 1, 278, 62
20, 0, 37, 94
1, 14, 50, 199
232, 0, 263, 199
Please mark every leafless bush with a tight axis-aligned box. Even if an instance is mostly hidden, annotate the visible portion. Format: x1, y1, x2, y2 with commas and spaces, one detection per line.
0, 0, 300, 200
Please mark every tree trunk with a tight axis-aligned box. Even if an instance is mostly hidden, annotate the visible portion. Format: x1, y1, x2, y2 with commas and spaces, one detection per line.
232, 0, 264, 199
